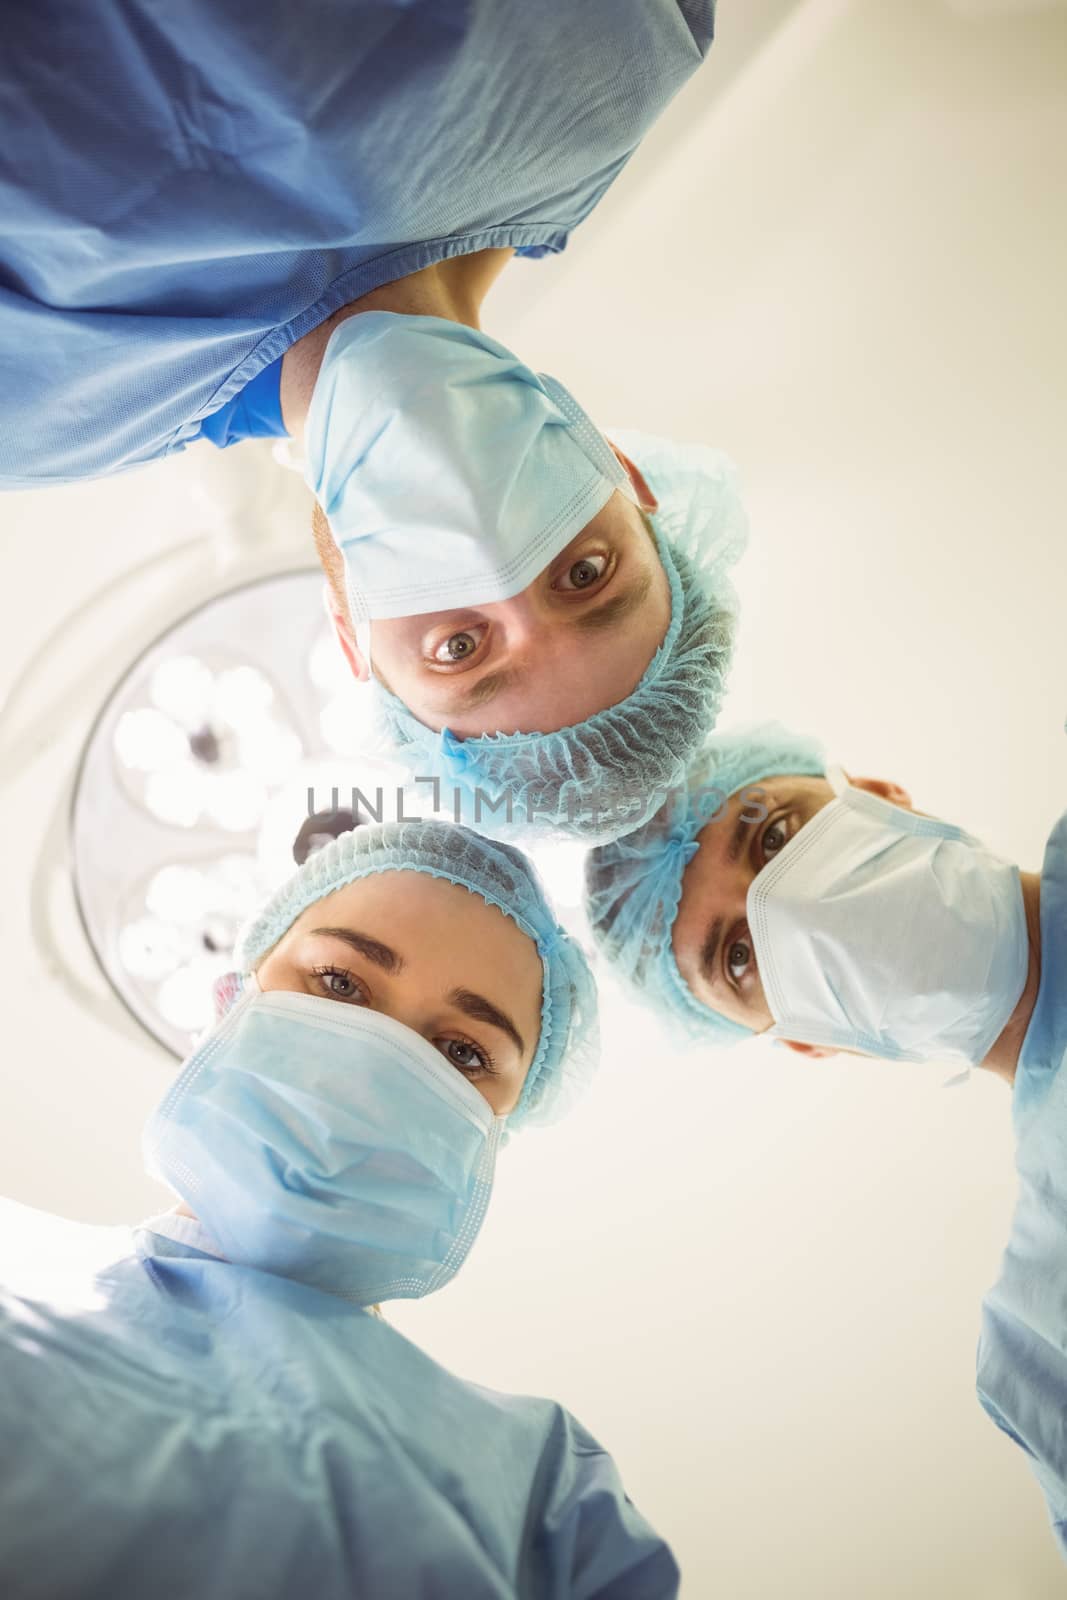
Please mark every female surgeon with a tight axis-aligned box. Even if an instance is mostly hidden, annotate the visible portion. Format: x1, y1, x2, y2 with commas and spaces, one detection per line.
0, 820, 678, 1599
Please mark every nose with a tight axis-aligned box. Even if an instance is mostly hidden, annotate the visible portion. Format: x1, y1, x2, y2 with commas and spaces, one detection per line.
489, 585, 544, 631
376, 996, 436, 1049
487, 584, 565, 666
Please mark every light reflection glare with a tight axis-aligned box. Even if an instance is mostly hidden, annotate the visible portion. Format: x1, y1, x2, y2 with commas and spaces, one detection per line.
238, 720, 302, 784
149, 656, 215, 729
114, 708, 188, 773
320, 686, 379, 756
209, 855, 264, 915
113, 658, 303, 830
145, 864, 211, 925
213, 664, 274, 722
144, 765, 205, 828
205, 771, 268, 833
117, 917, 189, 981
158, 958, 227, 1032
120, 855, 265, 1021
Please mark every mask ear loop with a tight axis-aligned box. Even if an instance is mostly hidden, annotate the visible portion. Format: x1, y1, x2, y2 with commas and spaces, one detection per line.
353, 619, 374, 671
537, 374, 638, 504
825, 763, 850, 797
319, 575, 373, 672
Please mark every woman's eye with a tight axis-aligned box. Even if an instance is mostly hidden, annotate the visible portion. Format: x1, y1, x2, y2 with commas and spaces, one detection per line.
762, 819, 788, 859
555, 553, 607, 591
430, 624, 487, 665
436, 1038, 492, 1076
313, 966, 366, 1004
727, 939, 752, 983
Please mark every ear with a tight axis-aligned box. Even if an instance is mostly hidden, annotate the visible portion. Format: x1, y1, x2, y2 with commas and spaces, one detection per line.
846, 774, 913, 810
607, 443, 658, 513
211, 971, 245, 1023
780, 1039, 840, 1060
323, 585, 370, 683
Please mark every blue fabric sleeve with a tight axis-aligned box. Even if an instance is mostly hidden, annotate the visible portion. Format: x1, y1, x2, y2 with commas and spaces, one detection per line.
529, 1417, 681, 1597
196, 358, 289, 449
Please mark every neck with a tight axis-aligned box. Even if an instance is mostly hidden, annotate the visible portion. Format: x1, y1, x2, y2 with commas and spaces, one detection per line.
981, 869, 1042, 1087
280, 247, 513, 441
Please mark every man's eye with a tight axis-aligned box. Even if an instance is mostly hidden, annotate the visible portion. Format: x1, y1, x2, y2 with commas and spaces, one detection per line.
762, 819, 788, 859
727, 940, 752, 983
428, 624, 489, 662
447, 633, 475, 660
435, 1038, 494, 1076
556, 554, 607, 591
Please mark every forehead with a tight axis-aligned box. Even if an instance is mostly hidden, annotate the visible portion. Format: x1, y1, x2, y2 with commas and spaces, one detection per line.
576, 488, 650, 546
286, 866, 543, 984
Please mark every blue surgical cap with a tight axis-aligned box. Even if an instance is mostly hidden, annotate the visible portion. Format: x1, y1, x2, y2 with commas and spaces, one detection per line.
373, 430, 748, 844
236, 820, 598, 1129
584, 724, 826, 1044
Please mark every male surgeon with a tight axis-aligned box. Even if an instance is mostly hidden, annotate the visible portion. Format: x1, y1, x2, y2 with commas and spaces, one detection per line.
585, 724, 1066, 1557
2, 1, 743, 838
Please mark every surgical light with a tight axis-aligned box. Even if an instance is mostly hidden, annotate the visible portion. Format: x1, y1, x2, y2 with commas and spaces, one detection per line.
72, 570, 390, 1058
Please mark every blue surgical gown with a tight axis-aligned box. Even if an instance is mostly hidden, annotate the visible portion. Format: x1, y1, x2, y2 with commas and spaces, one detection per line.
977, 806, 1067, 1560
0, 0, 714, 488
0, 1201, 677, 1599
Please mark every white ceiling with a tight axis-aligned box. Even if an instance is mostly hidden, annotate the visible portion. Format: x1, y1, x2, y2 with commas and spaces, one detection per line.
2, 1, 1067, 1594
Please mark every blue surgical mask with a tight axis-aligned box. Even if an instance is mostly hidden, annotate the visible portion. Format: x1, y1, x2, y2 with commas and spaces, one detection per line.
304, 312, 635, 623
143, 983, 505, 1305
747, 773, 1029, 1066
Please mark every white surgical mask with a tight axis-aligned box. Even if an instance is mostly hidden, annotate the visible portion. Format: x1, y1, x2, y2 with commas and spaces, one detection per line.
747, 772, 1029, 1066
144, 985, 505, 1305
304, 312, 634, 623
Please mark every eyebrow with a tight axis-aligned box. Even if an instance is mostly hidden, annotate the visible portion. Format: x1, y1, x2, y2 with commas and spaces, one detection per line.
699, 916, 725, 983
309, 928, 403, 974
449, 667, 522, 714
448, 987, 526, 1056
699, 810, 764, 982
729, 806, 754, 864
570, 568, 654, 635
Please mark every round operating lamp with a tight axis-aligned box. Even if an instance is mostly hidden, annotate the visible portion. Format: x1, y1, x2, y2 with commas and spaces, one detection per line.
70, 569, 394, 1058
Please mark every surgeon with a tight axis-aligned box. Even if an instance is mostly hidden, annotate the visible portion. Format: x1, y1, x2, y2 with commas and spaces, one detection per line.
0, 821, 678, 1599
2, 1, 742, 840
585, 724, 1064, 1556
311, 420, 745, 841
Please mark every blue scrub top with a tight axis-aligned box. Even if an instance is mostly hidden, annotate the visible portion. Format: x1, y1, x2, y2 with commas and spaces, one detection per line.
0, 1202, 678, 1599
977, 806, 1067, 1560
0, 0, 714, 487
